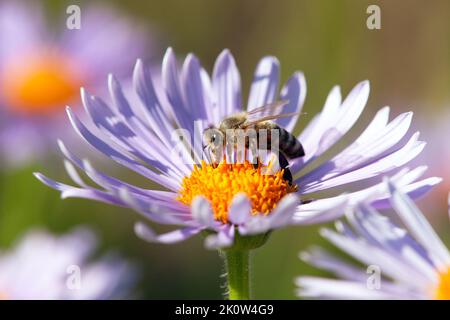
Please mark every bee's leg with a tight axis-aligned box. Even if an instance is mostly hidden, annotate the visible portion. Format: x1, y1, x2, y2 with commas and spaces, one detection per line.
209, 150, 219, 168
278, 152, 293, 184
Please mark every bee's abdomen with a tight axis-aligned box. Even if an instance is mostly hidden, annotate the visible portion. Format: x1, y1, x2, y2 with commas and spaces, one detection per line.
276, 126, 305, 159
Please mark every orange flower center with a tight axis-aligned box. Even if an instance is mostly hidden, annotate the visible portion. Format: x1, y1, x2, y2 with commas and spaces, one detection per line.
0, 52, 84, 115
177, 160, 297, 223
435, 267, 450, 300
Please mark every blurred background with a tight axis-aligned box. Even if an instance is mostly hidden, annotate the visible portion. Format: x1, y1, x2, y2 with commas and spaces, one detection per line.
1, 0, 450, 299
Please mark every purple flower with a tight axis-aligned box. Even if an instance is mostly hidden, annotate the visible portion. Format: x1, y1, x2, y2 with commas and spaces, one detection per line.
35, 48, 439, 249
0, 228, 137, 299
296, 182, 450, 300
0, 1, 153, 166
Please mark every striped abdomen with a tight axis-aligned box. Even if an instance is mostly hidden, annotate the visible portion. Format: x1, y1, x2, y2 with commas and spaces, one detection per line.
276, 125, 305, 159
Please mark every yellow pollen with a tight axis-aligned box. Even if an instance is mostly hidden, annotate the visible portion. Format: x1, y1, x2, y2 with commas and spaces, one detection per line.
0, 52, 84, 115
435, 267, 450, 300
177, 160, 297, 223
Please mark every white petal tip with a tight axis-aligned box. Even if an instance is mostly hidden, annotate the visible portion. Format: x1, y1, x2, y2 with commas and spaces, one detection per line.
299, 251, 311, 261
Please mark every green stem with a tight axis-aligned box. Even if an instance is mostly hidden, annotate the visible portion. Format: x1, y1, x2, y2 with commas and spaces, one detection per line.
224, 249, 250, 300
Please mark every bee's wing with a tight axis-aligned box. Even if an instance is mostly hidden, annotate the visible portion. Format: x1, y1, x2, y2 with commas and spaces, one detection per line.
246, 100, 289, 121
242, 112, 300, 128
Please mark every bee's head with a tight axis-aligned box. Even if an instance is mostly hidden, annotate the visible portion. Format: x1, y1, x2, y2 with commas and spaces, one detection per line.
203, 127, 224, 150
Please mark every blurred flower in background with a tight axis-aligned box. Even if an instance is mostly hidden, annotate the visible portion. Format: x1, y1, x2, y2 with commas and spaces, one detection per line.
35, 48, 438, 250
296, 182, 450, 300
0, 1, 153, 167
0, 227, 137, 299
0, 0, 449, 300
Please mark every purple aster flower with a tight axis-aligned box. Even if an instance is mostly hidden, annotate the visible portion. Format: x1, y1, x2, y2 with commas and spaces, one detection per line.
0, 1, 153, 166
296, 182, 450, 300
35, 48, 438, 247
0, 228, 137, 300
34, 48, 438, 299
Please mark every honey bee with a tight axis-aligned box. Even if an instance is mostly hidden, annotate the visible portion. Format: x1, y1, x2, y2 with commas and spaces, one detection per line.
203, 100, 305, 183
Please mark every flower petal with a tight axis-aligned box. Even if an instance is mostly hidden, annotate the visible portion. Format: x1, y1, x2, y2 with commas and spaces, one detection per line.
241, 194, 299, 235
81, 88, 186, 179
228, 193, 252, 225
298, 131, 425, 193
300, 248, 368, 281
247, 56, 280, 110
372, 176, 442, 209
66, 107, 180, 191
296, 277, 417, 300
348, 204, 437, 282
448, 193, 450, 218
191, 196, 217, 228
297, 81, 369, 167
59, 140, 179, 202
204, 225, 235, 249
0, 1, 45, 59
181, 53, 210, 122
162, 48, 195, 132
277, 71, 306, 132
134, 222, 202, 244
118, 188, 191, 225
320, 227, 429, 287
292, 195, 349, 225
212, 49, 242, 118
